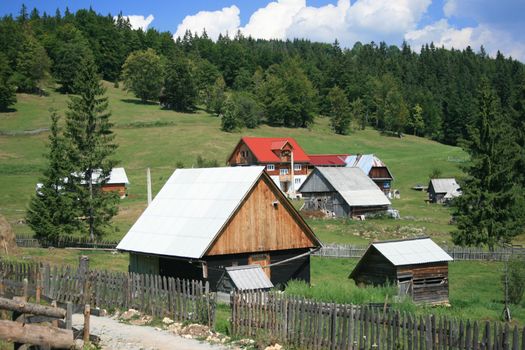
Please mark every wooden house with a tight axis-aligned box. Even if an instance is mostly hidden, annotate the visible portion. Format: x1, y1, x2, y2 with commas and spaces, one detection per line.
344, 155, 394, 194
227, 137, 311, 194
349, 237, 453, 305
298, 167, 391, 218
428, 178, 461, 204
117, 166, 322, 291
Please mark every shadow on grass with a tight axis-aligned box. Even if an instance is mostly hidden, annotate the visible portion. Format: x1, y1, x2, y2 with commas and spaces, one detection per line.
121, 98, 159, 106
0, 107, 17, 113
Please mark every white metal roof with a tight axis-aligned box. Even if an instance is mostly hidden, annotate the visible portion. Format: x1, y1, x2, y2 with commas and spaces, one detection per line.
225, 265, 274, 290
430, 178, 459, 195
106, 167, 130, 185
372, 238, 453, 266
117, 166, 265, 258
317, 167, 391, 206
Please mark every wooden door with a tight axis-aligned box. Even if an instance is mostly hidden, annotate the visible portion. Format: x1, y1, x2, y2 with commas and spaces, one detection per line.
249, 253, 271, 279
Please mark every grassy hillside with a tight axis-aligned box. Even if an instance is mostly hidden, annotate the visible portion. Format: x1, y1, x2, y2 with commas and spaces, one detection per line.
0, 82, 468, 244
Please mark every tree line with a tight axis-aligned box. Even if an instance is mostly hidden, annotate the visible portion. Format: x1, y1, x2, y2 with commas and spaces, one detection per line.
0, 6, 523, 143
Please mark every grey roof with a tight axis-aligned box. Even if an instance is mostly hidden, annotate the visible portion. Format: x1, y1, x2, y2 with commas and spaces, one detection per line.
372, 238, 453, 266
314, 167, 391, 207
430, 178, 460, 195
225, 265, 274, 290
117, 166, 265, 258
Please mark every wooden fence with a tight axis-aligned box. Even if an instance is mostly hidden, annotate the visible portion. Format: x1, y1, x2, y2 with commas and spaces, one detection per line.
314, 243, 525, 261
0, 260, 216, 326
15, 234, 119, 249
231, 291, 523, 350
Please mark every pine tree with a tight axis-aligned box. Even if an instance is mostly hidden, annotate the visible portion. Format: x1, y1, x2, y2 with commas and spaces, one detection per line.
327, 86, 352, 135
14, 35, 51, 93
0, 53, 16, 111
27, 110, 77, 240
64, 57, 118, 240
453, 80, 522, 250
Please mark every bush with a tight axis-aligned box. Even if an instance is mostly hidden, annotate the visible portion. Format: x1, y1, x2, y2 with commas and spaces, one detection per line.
506, 257, 525, 304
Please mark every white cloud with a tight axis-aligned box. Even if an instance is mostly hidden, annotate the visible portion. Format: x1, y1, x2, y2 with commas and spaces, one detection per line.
242, 0, 305, 40
116, 15, 154, 31
173, 6, 240, 41
405, 20, 525, 61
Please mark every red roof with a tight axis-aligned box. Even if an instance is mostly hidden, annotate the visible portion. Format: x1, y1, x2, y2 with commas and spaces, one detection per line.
240, 137, 310, 163
308, 154, 348, 166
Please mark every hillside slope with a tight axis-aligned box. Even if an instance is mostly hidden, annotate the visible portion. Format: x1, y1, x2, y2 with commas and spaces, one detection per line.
0, 83, 466, 243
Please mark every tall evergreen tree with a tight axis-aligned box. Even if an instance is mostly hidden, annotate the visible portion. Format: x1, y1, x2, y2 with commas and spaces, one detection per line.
327, 86, 352, 135
14, 35, 51, 93
64, 57, 118, 240
27, 110, 77, 240
453, 80, 522, 250
0, 53, 17, 111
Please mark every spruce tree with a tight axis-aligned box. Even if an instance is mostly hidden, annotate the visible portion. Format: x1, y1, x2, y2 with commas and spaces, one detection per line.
64, 57, 118, 240
0, 53, 16, 111
327, 86, 352, 135
453, 80, 522, 250
27, 110, 77, 240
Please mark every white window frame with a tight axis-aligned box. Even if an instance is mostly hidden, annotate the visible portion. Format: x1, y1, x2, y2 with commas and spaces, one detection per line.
294, 164, 302, 171
294, 178, 301, 185
280, 168, 289, 175
266, 164, 275, 171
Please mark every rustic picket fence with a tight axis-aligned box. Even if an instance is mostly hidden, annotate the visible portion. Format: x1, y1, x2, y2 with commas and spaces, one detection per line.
0, 260, 216, 326
231, 291, 524, 350
314, 243, 525, 262
15, 234, 119, 249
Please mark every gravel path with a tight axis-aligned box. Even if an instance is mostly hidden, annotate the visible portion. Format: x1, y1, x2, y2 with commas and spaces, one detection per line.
72, 314, 229, 350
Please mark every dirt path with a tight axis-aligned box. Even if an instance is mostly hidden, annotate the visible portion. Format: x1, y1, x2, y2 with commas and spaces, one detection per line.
72, 314, 229, 350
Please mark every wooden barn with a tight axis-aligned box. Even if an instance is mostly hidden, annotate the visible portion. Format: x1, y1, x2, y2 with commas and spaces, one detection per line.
428, 178, 461, 204
344, 154, 394, 194
349, 237, 453, 305
117, 166, 322, 291
298, 167, 391, 218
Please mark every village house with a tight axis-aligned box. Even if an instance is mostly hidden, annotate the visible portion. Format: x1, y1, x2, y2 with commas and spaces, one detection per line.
298, 167, 391, 218
227, 137, 311, 194
349, 237, 453, 305
117, 166, 322, 291
344, 154, 394, 194
35, 167, 130, 199
428, 178, 461, 204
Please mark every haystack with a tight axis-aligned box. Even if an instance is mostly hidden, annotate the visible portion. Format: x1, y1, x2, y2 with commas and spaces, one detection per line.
0, 215, 18, 255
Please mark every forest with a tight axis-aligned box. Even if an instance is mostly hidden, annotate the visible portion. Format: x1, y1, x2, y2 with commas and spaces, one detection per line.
0, 5, 524, 146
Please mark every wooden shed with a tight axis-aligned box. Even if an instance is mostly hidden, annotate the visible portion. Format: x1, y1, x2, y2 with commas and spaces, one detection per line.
349, 237, 453, 305
298, 167, 391, 218
428, 178, 461, 204
117, 166, 321, 291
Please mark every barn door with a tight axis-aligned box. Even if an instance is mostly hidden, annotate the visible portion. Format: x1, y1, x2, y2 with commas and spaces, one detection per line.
249, 253, 271, 279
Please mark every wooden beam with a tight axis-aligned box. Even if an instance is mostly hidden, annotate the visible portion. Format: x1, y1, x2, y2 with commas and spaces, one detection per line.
0, 297, 66, 319
0, 320, 73, 349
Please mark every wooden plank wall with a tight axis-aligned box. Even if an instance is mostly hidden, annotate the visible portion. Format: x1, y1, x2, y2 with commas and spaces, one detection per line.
0, 260, 216, 326
231, 291, 524, 350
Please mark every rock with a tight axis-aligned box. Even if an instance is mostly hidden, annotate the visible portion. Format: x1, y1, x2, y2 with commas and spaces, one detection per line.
129, 315, 152, 326
167, 322, 182, 334
264, 344, 283, 350
120, 308, 140, 320
180, 324, 210, 338
162, 317, 174, 325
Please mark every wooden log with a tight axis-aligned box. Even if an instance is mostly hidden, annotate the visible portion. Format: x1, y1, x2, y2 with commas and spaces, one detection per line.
0, 319, 73, 349
83, 304, 90, 343
0, 297, 66, 318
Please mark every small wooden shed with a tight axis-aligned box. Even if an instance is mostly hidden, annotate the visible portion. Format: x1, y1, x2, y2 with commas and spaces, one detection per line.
298, 167, 391, 218
349, 238, 453, 305
117, 166, 322, 291
428, 178, 461, 204
217, 265, 274, 293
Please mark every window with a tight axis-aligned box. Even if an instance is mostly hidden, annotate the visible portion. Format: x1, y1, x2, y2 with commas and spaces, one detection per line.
266, 164, 275, 171
295, 178, 301, 185
241, 150, 248, 158
294, 164, 302, 171
280, 168, 289, 175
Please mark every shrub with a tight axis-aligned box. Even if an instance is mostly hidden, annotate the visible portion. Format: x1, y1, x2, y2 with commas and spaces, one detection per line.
506, 257, 525, 304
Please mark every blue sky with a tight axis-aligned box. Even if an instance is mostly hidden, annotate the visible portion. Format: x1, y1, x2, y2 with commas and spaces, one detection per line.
1, 1, 524, 61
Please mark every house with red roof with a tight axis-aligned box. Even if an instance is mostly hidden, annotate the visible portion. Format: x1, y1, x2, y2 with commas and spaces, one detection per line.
227, 137, 310, 193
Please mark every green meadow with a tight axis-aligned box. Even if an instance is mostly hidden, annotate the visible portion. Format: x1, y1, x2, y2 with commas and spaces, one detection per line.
0, 82, 467, 245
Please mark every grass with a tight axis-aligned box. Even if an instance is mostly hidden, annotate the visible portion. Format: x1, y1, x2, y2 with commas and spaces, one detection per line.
0, 81, 471, 244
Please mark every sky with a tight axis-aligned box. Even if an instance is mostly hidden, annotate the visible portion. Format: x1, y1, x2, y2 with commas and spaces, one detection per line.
1, 0, 524, 61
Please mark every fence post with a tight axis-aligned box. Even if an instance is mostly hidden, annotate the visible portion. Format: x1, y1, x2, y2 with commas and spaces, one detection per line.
330, 303, 337, 350
66, 302, 72, 330
83, 304, 90, 343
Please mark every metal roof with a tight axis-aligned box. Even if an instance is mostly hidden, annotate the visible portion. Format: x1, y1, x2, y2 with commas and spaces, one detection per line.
117, 166, 265, 258
106, 167, 130, 185
225, 265, 274, 290
308, 154, 348, 166
372, 237, 453, 266
430, 178, 460, 195
315, 167, 391, 206
235, 137, 311, 163
344, 154, 390, 177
